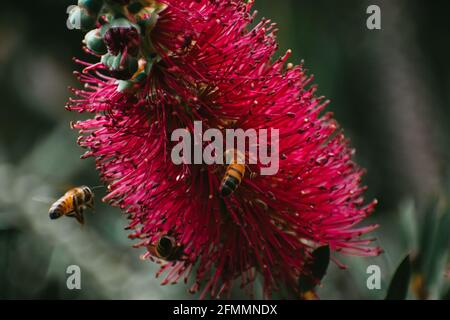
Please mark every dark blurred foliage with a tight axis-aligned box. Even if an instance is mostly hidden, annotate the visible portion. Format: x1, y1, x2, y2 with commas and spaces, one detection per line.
0, 0, 449, 299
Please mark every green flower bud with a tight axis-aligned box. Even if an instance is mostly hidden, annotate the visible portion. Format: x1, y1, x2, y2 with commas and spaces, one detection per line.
101, 52, 138, 80
84, 29, 107, 55
78, 0, 103, 14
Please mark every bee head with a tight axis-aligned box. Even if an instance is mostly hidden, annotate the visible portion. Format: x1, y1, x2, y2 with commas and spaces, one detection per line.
82, 186, 94, 200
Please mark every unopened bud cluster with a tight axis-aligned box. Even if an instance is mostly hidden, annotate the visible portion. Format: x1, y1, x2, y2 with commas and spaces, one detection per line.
68, 0, 166, 89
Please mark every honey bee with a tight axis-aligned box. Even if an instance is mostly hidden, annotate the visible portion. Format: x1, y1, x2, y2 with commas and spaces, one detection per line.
220, 149, 246, 197
48, 186, 94, 225
147, 235, 184, 261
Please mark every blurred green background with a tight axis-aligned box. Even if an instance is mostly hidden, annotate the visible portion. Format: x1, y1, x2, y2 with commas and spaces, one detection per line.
0, 0, 449, 299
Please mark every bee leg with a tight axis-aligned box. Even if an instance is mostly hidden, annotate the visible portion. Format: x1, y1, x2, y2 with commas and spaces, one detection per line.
72, 195, 85, 225
75, 209, 85, 225
87, 199, 95, 212
245, 164, 256, 179
66, 212, 76, 218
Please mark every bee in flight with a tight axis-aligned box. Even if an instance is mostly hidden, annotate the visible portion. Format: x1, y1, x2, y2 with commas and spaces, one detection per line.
147, 234, 184, 261
48, 186, 94, 225
220, 149, 247, 197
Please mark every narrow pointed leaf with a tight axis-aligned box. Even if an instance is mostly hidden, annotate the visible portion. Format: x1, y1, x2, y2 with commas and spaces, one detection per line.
415, 195, 439, 273
423, 208, 450, 292
385, 255, 411, 300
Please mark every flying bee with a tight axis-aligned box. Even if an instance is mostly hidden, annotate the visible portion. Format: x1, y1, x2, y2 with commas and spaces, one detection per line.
48, 186, 94, 225
220, 149, 247, 197
147, 235, 184, 261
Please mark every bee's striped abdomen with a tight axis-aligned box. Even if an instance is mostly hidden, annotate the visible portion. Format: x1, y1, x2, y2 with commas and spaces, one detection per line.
148, 235, 183, 261
48, 196, 74, 220
220, 149, 246, 197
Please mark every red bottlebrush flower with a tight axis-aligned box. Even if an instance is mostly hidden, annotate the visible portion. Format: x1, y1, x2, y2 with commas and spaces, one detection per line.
67, 0, 381, 299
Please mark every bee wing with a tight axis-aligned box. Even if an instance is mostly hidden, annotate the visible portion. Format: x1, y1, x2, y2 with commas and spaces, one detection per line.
60, 184, 77, 193
32, 196, 56, 204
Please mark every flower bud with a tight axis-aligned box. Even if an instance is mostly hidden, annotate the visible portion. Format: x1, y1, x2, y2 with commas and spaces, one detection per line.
101, 52, 138, 80
84, 29, 107, 55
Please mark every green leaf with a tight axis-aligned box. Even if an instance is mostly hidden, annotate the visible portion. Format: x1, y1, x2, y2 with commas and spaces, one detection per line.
415, 195, 439, 273
385, 255, 411, 300
413, 195, 450, 297
398, 199, 418, 250
298, 245, 330, 293
423, 207, 450, 294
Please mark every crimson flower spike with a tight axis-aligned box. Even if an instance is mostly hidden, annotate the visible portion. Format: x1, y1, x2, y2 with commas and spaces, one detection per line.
66, 0, 381, 299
